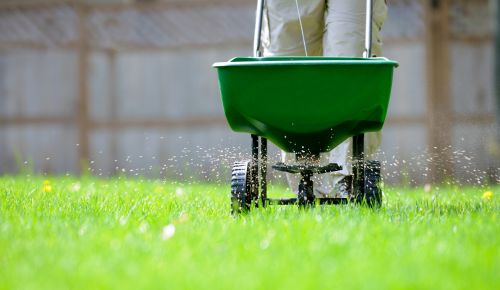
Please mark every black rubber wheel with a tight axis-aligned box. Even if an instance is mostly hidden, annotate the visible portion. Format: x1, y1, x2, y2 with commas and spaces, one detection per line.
230, 161, 258, 215
364, 160, 382, 207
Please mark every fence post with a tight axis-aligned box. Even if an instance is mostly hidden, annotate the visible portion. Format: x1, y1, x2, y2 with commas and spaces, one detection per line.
108, 50, 118, 174
425, 0, 453, 183
493, 0, 500, 184
496, 0, 500, 142
77, 4, 90, 172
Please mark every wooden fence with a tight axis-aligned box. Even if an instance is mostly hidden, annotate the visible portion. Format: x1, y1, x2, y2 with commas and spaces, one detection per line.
0, 0, 498, 184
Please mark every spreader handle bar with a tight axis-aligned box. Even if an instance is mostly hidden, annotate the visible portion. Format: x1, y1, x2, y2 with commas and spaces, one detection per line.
253, 0, 265, 57
364, 0, 373, 58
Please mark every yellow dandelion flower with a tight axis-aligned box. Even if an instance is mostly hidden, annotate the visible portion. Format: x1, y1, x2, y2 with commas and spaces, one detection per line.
154, 186, 164, 194
43, 182, 52, 193
43, 180, 50, 186
482, 191, 493, 200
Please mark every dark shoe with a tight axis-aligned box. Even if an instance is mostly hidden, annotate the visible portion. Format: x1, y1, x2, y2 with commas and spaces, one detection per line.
334, 176, 352, 198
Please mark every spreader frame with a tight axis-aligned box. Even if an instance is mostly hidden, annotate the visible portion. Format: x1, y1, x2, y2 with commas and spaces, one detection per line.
247, 134, 367, 207
226, 0, 388, 213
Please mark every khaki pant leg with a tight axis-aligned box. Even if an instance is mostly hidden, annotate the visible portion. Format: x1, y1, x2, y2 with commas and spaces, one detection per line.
261, 0, 325, 56
318, 0, 387, 193
323, 0, 387, 57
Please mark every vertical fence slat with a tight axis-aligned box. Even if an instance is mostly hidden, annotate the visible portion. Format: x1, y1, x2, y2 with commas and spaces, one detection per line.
425, 0, 453, 183
496, 0, 500, 141
77, 4, 90, 170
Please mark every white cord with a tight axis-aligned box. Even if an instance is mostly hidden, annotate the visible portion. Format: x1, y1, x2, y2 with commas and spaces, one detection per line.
294, 0, 308, 56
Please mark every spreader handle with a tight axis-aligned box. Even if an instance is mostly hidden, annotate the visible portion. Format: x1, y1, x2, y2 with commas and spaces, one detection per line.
364, 0, 373, 58
253, 0, 265, 57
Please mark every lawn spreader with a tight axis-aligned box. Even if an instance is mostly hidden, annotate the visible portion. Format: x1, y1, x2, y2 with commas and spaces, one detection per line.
213, 0, 398, 214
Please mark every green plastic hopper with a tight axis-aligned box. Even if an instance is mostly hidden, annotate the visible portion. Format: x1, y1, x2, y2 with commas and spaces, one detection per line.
213, 56, 398, 155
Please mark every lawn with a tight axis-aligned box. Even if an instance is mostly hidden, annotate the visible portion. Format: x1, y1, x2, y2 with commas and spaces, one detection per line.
0, 176, 498, 290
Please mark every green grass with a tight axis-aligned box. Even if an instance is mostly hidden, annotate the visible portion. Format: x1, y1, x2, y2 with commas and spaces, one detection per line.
0, 176, 499, 290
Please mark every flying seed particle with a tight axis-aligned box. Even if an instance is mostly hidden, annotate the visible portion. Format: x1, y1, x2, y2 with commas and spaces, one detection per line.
161, 224, 176, 240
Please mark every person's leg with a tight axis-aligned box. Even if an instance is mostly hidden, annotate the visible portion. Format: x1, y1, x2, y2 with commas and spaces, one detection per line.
318, 0, 387, 197
262, 0, 326, 194
261, 0, 325, 57
323, 0, 386, 57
